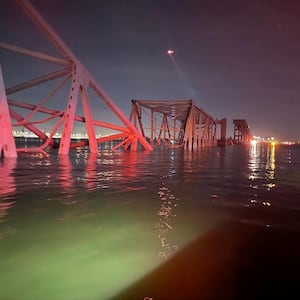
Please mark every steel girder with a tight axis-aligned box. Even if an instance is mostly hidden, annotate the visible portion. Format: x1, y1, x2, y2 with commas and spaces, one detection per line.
130, 99, 220, 149
0, 0, 152, 157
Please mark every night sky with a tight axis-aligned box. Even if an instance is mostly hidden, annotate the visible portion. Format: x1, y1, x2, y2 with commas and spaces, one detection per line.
1, 0, 300, 140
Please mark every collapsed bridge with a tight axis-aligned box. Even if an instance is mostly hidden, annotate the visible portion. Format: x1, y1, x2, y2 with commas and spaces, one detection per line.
1, 0, 228, 158
130, 99, 226, 149
0, 0, 152, 158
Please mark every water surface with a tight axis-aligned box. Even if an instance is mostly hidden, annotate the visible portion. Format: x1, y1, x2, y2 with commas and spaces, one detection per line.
0, 143, 299, 299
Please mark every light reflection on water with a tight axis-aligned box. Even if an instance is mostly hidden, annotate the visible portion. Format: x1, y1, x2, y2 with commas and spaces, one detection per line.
156, 177, 179, 260
0, 144, 299, 299
0, 144, 299, 225
248, 143, 276, 208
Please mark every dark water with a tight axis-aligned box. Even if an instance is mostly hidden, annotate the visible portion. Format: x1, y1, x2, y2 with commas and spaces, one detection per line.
0, 143, 299, 300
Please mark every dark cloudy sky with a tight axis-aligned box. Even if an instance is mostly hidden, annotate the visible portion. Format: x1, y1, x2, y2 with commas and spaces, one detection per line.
1, 0, 300, 140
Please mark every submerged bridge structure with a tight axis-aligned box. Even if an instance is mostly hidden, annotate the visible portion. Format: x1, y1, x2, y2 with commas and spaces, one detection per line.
1, 0, 228, 158
0, 0, 152, 158
130, 99, 226, 149
233, 119, 251, 144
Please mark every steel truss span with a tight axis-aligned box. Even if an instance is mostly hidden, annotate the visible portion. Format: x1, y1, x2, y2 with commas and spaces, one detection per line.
130, 99, 227, 150
233, 119, 251, 144
0, 0, 152, 158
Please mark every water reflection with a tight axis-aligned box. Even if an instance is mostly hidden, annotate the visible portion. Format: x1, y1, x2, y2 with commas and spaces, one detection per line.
168, 149, 176, 177
286, 148, 292, 164
84, 153, 98, 191
0, 158, 16, 196
72, 149, 154, 192
122, 152, 139, 179
156, 177, 179, 259
248, 143, 276, 207
0, 158, 17, 221
58, 155, 76, 197
266, 144, 276, 180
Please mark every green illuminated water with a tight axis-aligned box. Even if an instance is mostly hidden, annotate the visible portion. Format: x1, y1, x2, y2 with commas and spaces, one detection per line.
0, 144, 299, 299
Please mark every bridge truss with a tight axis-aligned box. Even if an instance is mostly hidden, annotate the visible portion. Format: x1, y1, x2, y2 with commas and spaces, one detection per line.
233, 119, 251, 143
0, 0, 152, 158
130, 99, 226, 149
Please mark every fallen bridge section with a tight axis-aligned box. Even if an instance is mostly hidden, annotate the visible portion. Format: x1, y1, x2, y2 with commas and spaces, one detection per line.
130, 99, 226, 150
233, 119, 251, 144
0, 0, 152, 158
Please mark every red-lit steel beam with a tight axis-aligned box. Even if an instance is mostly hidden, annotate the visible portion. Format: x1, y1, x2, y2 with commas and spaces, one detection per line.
16, 0, 73, 60
131, 99, 219, 149
58, 66, 80, 155
7, 99, 131, 133
70, 132, 128, 149
20, 75, 70, 125
90, 80, 152, 150
79, 85, 98, 153
0, 42, 69, 66
0, 66, 17, 157
15, 0, 152, 152
9, 108, 50, 141
5, 68, 70, 95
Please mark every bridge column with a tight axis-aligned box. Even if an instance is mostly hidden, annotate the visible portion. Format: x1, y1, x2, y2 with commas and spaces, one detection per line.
80, 83, 98, 154
0, 65, 17, 158
58, 65, 80, 155
203, 117, 210, 146
183, 106, 193, 149
198, 112, 203, 146
150, 109, 154, 143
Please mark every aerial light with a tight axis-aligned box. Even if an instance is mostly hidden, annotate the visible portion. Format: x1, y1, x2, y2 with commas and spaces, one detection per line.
167, 49, 174, 55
